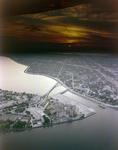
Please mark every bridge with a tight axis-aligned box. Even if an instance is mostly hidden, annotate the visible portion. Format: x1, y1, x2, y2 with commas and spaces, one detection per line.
43, 82, 59, 101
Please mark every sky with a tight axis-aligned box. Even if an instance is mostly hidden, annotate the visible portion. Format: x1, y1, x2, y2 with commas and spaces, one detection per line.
0, 1, 118, 54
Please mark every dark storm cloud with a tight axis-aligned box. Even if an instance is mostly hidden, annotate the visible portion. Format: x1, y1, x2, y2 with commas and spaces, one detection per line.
24, 24, 41, 32
2, 0, 118, 17
22, 4, 118, 31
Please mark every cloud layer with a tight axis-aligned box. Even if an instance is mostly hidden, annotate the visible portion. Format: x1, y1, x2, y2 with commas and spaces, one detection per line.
0, 3, 118, 51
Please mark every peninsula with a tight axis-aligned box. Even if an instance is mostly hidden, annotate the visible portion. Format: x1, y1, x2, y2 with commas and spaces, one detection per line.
0, 87, 95, 132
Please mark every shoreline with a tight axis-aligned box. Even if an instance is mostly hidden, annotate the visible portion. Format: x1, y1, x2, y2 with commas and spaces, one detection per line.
1, 56, 118, 110
0, 112, 96, 134
0, 56, 96, 134
7, 56, 118, 108
24, 65, 118, 109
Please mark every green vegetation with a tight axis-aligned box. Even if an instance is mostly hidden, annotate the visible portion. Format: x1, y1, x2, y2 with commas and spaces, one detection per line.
23, 115, 30, 118
6, 119, 14, 125
0, 119, 4, 124
40, 95, 45, 99
13, 120, 26, 129
25, 110, 30, 115
43, 108, 52, 116
46, 102, 51, 108
3, 106, 13, 113
5, 124, 10, 129
6, 111, 12, 114
15, 107, 25, 113
0, 119, 14, 132
80, 114, 84, 119
18, 102, 29, 108
40, 101, 47, 107
68, 119, 72, 122
0, 125, 5, 131
27, 122, 32, 128
43, 115, 50, 125
73, 114, 78, 117
53, 112, 57, 115
0, 118, 31, 132
27, 94, 33, 101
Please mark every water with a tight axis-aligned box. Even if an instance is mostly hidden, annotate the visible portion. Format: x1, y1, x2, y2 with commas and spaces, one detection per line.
0, 56, 118, 150
0, 105, 118, 150
0, 56, 57, 95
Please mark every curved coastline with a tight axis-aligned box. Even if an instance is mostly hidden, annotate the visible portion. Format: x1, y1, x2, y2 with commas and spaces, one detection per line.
24, 65, 118, 109
9, 56, 118, 109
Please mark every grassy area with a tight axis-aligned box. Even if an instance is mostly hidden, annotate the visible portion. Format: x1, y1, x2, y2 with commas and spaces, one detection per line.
44, 108, 52, 116
40, 99, 52, 108
40, 101, 47, 107
73, 114, 78, 117
15, 107, 25, 113
80, 114, 84, 119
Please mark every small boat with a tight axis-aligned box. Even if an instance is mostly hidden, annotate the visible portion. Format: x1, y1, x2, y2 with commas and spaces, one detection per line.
99, 104, 106, 109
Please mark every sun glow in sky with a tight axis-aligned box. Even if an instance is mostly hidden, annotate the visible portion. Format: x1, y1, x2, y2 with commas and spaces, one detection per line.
0, 3, 118, 53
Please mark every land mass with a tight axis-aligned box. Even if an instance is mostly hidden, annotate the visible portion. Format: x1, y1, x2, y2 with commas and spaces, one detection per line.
1, 54, 118, 133
0, 87, 95, 133
9, 54, 118, 106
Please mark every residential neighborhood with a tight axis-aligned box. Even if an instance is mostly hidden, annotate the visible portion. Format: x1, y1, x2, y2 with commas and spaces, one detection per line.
10, 54, 118, 105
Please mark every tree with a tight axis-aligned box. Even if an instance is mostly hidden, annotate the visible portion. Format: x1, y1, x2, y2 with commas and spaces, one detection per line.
5, 124, 10, 129
7, 119, 14, 125
13, 120, 26, 129
26, 111, 30, 115
22, 92, 26, 95
43, 115, 50, 125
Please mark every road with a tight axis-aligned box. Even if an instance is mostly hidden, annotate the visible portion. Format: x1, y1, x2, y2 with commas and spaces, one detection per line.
57, 59, 67, 78
84, 57, 118, 88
